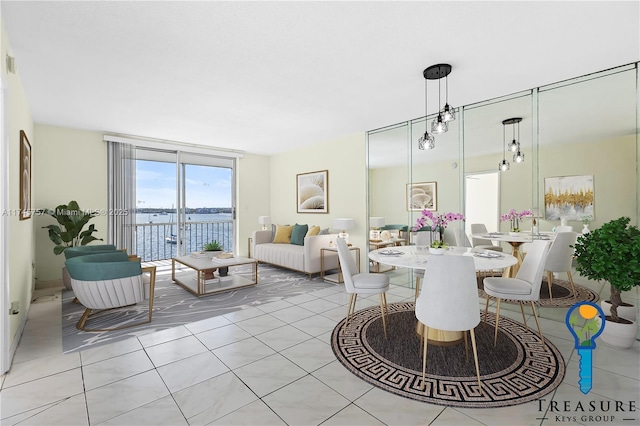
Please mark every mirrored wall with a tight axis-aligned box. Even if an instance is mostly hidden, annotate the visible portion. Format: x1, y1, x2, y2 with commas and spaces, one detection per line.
367, 61, 638, 263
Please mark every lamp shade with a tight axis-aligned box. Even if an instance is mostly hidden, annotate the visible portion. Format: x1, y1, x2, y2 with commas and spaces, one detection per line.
258, 216, 271, 225
333, 218, 355, 231
370, 217, 385, 228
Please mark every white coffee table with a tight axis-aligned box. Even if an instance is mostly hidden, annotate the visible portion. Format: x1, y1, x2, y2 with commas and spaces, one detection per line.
172, 255, 258, 297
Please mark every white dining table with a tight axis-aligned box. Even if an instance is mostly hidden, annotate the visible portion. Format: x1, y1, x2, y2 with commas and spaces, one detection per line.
368, 245, 517, 345
470, 231, 554, 277
368, 245, 518, 273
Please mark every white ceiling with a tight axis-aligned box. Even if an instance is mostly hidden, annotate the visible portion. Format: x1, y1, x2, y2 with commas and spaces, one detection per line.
2, 1, 639, 156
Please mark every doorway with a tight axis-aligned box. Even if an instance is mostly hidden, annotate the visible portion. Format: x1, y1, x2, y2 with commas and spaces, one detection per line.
464, 171, 500, 237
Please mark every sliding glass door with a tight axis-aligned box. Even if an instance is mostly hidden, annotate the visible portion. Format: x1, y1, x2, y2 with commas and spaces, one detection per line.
134, 149, 235, 261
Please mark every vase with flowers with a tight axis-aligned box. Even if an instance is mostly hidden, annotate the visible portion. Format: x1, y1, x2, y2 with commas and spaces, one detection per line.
413, 210, 465, 254
500, 209, 532, 235
580, 215, 592, 234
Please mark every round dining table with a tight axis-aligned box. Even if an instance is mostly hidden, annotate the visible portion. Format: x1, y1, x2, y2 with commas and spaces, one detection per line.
368, 245, 517, 345
470, 231, 554, 277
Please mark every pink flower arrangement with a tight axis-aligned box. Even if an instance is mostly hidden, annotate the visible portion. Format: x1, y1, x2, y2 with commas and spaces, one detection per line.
414, 210, 465, 247
500, 209, 532, 232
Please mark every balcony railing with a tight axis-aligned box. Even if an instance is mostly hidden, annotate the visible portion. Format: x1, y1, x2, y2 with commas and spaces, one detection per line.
132, 220, 234, 262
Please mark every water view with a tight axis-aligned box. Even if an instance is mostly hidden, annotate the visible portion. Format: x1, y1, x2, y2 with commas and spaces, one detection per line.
133, 212, 233, 262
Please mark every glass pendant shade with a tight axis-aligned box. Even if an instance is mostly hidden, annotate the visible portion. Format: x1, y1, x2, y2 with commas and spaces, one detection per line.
514, 150, 525, 163
431, 114, 448, 134
499, 159, 510, 171
418, 131, 435, 150
508, 139, 519, 152
441, 104, 455, 122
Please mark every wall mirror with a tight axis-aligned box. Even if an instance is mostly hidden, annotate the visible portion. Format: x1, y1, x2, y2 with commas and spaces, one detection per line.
366, 63, 639, 302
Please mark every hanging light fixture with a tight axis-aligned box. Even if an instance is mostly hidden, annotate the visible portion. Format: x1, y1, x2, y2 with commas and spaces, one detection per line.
441, 71, 455, 122
512, 118, 525, 163
499, 118, 517, 172
418, 64, 454, 150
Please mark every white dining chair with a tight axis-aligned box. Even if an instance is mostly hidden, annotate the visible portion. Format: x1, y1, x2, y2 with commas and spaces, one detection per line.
544, 231, 578, 301
483, 240, 550, 346
336, 238, 390, 337
454, 229, 471, 247
415, 255, 482, 392
470, 224, 504, 253
413, 230, 431, 301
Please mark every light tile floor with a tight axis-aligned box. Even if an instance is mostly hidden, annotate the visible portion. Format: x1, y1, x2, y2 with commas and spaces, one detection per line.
1, 267, 639, 426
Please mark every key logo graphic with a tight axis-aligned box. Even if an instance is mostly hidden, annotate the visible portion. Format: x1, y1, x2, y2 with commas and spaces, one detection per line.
565, 301, 606, 394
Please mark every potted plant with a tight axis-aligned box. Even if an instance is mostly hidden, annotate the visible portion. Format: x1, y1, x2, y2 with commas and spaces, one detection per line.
42, 201, 102, 255
500, 208, 532, 235
573, 216, 640, 348
203, 240, 227, 277
413, 210, 464, 255
42, 200, 103, 288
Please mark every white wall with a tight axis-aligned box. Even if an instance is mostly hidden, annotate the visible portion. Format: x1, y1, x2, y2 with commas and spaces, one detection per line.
236, 153, 270, 257
2, 20, 35, 355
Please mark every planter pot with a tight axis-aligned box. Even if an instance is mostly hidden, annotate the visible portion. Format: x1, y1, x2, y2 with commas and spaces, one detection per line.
204, 250, 222, 258
600, 317, 637, 349
600, 300, 636, 322
429, 247, 446, 255
509, 231, 521, 236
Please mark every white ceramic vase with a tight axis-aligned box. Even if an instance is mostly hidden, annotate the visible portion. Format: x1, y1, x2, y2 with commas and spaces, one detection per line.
582, 224, 590, 234
429, 247, 446, 255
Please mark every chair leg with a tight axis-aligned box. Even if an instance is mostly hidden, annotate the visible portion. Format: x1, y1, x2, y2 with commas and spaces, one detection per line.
422, 324, 429, 390
76, 308, 92, 330
414, 277, 421, 302
493, 298, 502, 347
484, 294, 491, 323
464, 330, 469, 362
530, 301, 545, 345
519, 301, 528, 330
546, 271, 554, 301
343, 293, 357, 333
469, 328, 482, 395
379, 293, 387, 338
567, 271, 576, 299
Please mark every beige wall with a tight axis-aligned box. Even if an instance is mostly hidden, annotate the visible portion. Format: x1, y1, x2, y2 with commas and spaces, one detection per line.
236, 153, 270, 257
34, 125, 108, 282
2, 21, 35, 351
370, 135, 638, 243
270, 133, 368, 265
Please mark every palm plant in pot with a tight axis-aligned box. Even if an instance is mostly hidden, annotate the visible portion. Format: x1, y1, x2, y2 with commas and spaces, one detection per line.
203, 240, 227, 277
573, 216, 640, 348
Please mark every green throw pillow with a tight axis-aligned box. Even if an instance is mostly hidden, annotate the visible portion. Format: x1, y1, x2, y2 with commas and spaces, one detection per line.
290, 223, 309, 246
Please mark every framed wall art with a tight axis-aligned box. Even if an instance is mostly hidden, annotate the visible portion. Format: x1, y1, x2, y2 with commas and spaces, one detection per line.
544, 175, 594, 221
407, 181, 437, 211
20, 130, 32, 220
297, 170, 328, 213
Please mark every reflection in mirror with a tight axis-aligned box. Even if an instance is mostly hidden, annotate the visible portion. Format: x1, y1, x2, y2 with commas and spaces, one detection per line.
538, 66, 637, 232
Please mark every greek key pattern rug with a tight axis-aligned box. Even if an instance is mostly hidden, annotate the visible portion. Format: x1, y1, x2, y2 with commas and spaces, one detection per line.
331, 302, 565, 408
477, 276, 598, 308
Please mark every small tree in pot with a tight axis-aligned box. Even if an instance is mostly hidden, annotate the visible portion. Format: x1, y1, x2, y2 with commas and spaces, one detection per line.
42, 200, 102, 255
573, 217, 640, 324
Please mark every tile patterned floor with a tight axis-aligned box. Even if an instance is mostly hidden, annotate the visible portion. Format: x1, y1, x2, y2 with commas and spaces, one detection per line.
1, 267, 639, 425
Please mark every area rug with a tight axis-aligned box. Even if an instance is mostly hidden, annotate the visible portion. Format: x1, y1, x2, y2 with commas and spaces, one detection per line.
62, 264, 333, 353
477, 276, 598, 308
331, 302, 565, 408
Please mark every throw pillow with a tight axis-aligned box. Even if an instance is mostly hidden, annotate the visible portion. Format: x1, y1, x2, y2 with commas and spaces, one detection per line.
290, 224, 309, 246
273, 225, 294, 243
318, 228, 330, 235
307, 225, 320, 236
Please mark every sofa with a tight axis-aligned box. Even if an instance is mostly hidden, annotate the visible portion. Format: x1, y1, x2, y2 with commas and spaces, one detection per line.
251, 227, 339, 276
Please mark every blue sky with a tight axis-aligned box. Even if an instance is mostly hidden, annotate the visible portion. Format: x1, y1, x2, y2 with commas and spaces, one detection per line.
136, 160, 232, 209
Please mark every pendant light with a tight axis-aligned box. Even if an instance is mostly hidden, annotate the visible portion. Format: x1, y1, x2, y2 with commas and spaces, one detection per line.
512, 118, 525, 163
441, 72, 455, 122
418, 70, 435, 150
418, 64, 454, 150
431, 77, 448, 134
499, 118, 513, 171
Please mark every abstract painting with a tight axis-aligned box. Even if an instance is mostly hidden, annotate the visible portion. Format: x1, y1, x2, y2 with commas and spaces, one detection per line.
297, 170, 328, 213
544, 175, 594, 221
407, 181, 437, 211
